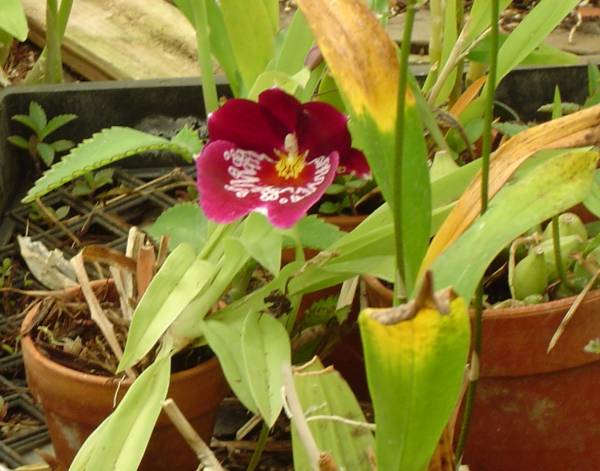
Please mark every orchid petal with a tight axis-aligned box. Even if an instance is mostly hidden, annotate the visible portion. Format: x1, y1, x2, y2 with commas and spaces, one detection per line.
340, 148, 371, 178
196, 140, 339, 229
297, 101, 352, 160
197, 141, 264, 224
258, 88, 302, 133
266, 152, 339, 228
208, 99, 286, 156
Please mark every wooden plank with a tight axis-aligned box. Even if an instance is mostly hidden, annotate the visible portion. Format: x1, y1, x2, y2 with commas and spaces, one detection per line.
21, 0, 201, 81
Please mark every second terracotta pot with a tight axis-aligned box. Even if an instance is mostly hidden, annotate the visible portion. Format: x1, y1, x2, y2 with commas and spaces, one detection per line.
21, 282, 228, 471
364, 275, 600, 471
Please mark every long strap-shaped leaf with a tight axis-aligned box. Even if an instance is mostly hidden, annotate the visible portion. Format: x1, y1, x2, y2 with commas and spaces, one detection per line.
70, 351, 171, 471
422, 103, 600, 271
23, 126, 199, 203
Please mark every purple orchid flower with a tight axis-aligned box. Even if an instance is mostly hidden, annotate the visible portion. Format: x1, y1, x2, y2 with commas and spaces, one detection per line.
196, 88, 369, 229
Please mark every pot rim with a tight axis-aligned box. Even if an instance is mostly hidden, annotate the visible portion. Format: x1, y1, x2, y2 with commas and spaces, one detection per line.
362, 274, 600, 319
20, 283, 219, 387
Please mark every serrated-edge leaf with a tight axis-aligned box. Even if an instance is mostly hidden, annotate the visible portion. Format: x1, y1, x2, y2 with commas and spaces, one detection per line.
29, 102, 47, 134
50, 139, 74, 152
241, 311, 290, 427
40, 113, 77, 140
119, 244, 216, 370
7, 135, 29, 149
11, 114, 37, 132
170, 126, 202, 158
36, 142, 55, 167
22, 127, 194, 203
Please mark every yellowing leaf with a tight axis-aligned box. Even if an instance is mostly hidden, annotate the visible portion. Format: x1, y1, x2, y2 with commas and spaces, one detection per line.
422, 103, 600, 271
359, 275, 470, 471
296, 0, 398, 132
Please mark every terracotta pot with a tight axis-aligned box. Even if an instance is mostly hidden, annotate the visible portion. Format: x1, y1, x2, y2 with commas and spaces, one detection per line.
21, 281, 228, 471
364, 276, 600, 471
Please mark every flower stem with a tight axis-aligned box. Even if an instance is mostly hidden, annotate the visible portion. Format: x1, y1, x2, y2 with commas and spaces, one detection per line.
392, 0, 417, 305
192, 0, 219, 115
454, 0, 500, 463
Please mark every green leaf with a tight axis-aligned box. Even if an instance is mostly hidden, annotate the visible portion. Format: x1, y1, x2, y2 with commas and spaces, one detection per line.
317, 74, 346, 113
493, 122, 529, 137
170, 126, 202, 158
318, 201, 342, 215
434, 0, 458, 105
239, 213, 282, 275
583, 170, 600, 219
36, 142, 55, 167
262, 0, 279, 33
431, 148, 600, 301
368, 0, 391, 15
288, 160, 480, 296
468, 33, 580, 67
552, 86, 563, 120
40, 114, 77, 140
495, 0, 581, 84
92, 168, 115, 187
205, 0, 241, 96
119, 244, 216, 371
241, 311, 291, 426
294, 215, 343, 250
70, 179, 92, 196
200, 310, 258, 414
54, 205, 69, 220
29, 102, 47, 135
0, 0, 28, 41
7, 135, 29, 150
291, 358, 375, 470
359, 287, 470, 471
201, 262, 301, 415
325, 183, 346, 195
50, 139, 74, 152
247, 70, 308, 101
464, 0, 512, 44
220, 0, 275, 91
12, 114, 37, 132
272, 10, 314, 76
397, 93, 432, 296
70, 353, 171, 471
23, 127, 194, 203
146, 203, 209, 253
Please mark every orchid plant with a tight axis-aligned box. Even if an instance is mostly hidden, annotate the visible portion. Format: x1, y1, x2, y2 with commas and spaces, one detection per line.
16, 1, 600, 471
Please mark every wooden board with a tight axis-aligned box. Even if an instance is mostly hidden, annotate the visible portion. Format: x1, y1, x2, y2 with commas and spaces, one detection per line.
21, 0, 201, 81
